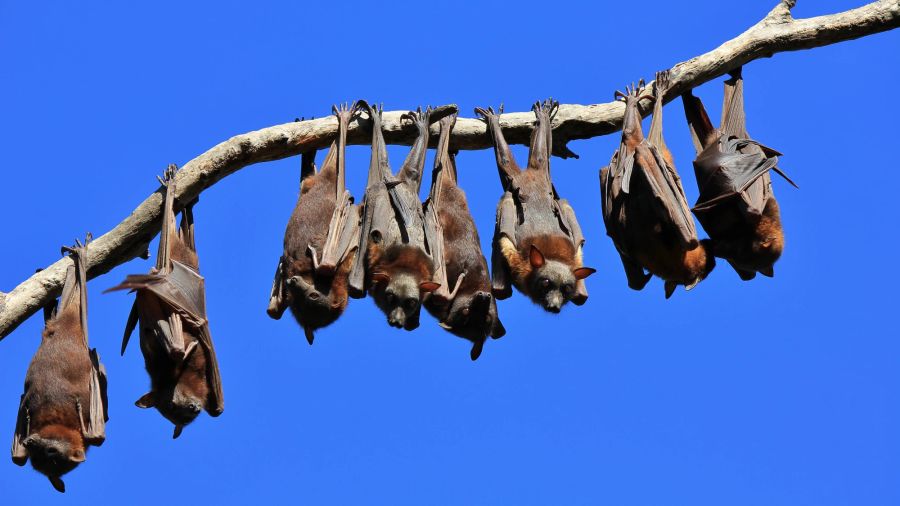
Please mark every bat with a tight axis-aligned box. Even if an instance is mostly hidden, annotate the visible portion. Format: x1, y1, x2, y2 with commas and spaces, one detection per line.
348, 102, 453, 330
267, 103, 361, 344
12, 236, 108, 493
681, 66, 798, 280
422, 113, 506, 361
106, 164, 223, 439
474, 99, 596, 313
600, 71, 716, 299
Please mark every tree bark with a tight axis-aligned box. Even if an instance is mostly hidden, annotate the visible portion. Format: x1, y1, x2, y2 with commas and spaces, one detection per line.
1, 0, 898, 340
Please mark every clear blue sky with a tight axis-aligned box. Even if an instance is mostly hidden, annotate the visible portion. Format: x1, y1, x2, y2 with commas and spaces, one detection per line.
1, 1, 897, 504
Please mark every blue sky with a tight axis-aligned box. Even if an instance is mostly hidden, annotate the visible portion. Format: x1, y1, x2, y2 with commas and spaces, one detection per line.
1, 1, 898, 504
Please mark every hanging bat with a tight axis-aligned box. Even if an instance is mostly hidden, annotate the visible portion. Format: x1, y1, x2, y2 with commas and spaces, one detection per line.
600, 71, 716, 299
348, 102, 454, 330
267, 103, 361, 344
106, 164, 223, 439
422, 113, 505, 361
474, 99, 595, 313
681, 67, 798, 280
12, 236, 108, 493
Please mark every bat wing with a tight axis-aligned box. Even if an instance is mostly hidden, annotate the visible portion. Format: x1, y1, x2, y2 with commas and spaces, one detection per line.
693, 137, 781, 215
384, 178, 421, 238
197, 324, 225, 416
556, 198, 589, 305
637, 142, 698, 248
82, 348, 108, 446
316, 190, 359, 275
348, 196, 372, 298
267, 257, 288, 320
423, 197, 450, 304
600, 147, 631, 249
11, 395, 28, 466
491, 192, 517, 300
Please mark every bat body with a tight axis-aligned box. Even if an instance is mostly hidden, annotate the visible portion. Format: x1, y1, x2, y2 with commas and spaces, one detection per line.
475, 100, 595, 313
349, 102, 445, 330
268, 104, 360, 344
107, 165, 223, 439
600, 72, 715, 298
12, 237, 108, 493
681, 67, 797, 280
422, 114, 505, 360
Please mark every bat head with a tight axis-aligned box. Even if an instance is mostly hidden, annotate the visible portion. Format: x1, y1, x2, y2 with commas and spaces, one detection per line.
438, 291, 506, 360
23, 426, 87, 493
285, 274, 344, 343
371, 271, 439, 331
526, 246, 595, 313
136, 343, 211, 438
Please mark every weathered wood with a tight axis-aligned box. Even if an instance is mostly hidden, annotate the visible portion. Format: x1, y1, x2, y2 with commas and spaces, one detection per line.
1, 0, 898, 340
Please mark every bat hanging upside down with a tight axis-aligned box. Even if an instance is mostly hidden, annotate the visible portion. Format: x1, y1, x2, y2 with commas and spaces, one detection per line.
267, 103, 361, 344
349, 102, 456, 330
106, 165, 223, 439
475, 99, 595, 313
681, 67, 798, 280
422, 113, 505, 360
12, 235, 108, 493
600, 71, 716, 298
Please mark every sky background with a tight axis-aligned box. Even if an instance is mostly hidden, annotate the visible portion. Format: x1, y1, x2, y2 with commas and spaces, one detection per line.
1, 1, 898, 504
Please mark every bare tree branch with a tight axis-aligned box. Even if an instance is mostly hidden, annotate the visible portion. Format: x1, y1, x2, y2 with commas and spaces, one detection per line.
1, 0, 898, 340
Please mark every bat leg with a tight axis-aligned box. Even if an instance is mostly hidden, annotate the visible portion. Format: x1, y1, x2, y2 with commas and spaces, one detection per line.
621, 254, 652, 291
728, 260, 757, 281
474, 105, 520, 190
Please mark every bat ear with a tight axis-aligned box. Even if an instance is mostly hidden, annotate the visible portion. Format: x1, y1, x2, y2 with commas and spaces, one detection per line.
69, 448, 86, 463
491, 318, 506, 339
529, 245, 545, 269
135, 392, 156, 409
49, 476, 65, 493
664, 281, 677, 299
303, 326, 315, 345
371, 272, 391, 285
470, 340, 484, 361
572, 267, 596, 280
419, 281, 440, 293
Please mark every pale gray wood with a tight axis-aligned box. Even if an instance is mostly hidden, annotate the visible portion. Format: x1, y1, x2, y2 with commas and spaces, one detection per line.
1, 0, 898, 340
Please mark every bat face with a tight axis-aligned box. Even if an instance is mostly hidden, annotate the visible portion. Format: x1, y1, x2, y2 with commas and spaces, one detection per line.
371, 272, 438, 331
136, 341, 211, 437
440, 291, 505, 343
23, 429, 85, 492
525, 245, 596, 313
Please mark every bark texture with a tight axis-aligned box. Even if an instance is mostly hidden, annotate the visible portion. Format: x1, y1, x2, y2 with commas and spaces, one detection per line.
1, 0, 898, 340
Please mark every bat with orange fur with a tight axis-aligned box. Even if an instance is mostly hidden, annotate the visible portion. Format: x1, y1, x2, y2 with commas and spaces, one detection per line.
422, 113, 505, 360
267, 103, 361, 344
475, 100, 595, 313
600, 71, 715, 298
106, 165, 223, 439
681, 67, 798, 280
12, 236, 108, 493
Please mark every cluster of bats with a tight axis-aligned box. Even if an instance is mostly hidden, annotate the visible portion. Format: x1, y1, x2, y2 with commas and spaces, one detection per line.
9, 67, 794, 492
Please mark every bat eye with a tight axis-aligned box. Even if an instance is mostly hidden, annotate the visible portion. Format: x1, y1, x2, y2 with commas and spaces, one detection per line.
563, 283, 574, 295
386, 292, 396, 304
461, 307, 470, 317
485, 314, 492, 324
540, 278, 551, 289
404, 298, 417, 310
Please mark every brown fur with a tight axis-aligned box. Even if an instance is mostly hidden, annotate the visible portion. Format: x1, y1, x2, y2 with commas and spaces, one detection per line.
501, 234, 581, 297
368, 243, 434, 284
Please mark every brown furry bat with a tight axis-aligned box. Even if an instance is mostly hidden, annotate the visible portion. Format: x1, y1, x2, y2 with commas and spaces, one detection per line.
12, 236, 108, 493
348, 102, 456, 330
681, 67, 797, 280
422, 113, 505, 361
600, 71, 716, 299
475, 100, 595, 313
267, 103, 361, 344
106, 165, 223, 439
